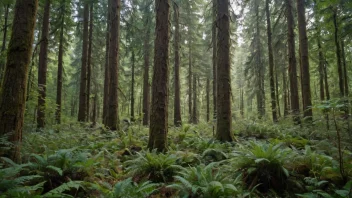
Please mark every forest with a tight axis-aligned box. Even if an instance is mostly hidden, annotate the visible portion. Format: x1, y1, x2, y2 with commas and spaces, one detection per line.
0, 0, 352, 197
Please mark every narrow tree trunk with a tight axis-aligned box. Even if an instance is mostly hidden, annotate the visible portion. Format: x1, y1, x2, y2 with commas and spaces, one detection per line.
87, 3, 94, 122
173, 2, 182, 126
188, 42, 192, 123
92, 90, 97, 127
55, 3, 65, 125
297, 0, 313, 121
286, 0, 300, 124
341, 40, 348, 96
216, 0, 233, 142
212, 0, 217, 121
106, 0, 120, 130
37, 0, 51, 130
317, 33, 325, 101
240, 88, 244, 118
0, 0, 38, 162
265, 0, 278, 122
283, 64, 289, 117
192, 74, 198, 124
131, 50, 135, 121
142, 10, 151, 126
148, 0, 170, 151
78, 2, 89, 122
206, 77, 210, 122
102, 0, 110, 125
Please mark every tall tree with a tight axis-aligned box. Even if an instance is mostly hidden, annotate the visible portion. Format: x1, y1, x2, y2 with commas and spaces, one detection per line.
55, 0, 66, 125
212, 0, 217, 121
37, 0, 51, 130
0, 3, 10, 81
87, 2, 94, 122
216, 0, 233, 142
105, 0, 120, 130
78, 2, 89, 122
297, 0, 313, 120
142, 1, 151, 126
173, 1, 182, 126
265, 0, 278, 122
285, 0, 300, 123
333, 9, 344, 97
102, 0, 110, 125
148, 0, 170, 151
187, 2, 192, 123
0, 0, 38, 162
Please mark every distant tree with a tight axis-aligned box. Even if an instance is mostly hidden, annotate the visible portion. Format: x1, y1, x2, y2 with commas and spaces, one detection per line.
173, 1, 182, 127
37, 0, 51, 130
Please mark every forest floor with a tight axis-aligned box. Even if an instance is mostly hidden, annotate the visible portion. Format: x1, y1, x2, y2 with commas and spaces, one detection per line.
1, 118, 352, 197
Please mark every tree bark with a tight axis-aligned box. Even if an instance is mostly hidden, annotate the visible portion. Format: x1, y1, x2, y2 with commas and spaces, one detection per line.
142, 6, 151, 126
341, 40, 348, 96
78, 2, 89, 122
105, 0, 120, 130
265, 0, 278, 122
216, 0, 233, 142
148, 0, 170, 151
212, 0, 217, 121
173, 2, 182, 126
0, 4, 9, 81
333, 9, 344, 97
206, 76, 210, 122
187, 3, 192, 123
55, 2, 65, 125
297, 0, 313, 120
192, 74, 198, 124
286, 0, 300, 124
87, 3, 94, 122
103, 0, 110, 125
317, 32, 325, 101
131, 50, 135, 121
0, 0, 38, 162
37, 0, 51, 130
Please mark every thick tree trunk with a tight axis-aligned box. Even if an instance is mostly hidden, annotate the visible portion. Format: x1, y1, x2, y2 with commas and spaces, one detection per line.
103, 0, 110, 125
142, 11, 151, 126
265, 0, 278, 122
148, 0, 170, 151
286, 0, 300, 124
87, 3, 94, 122
105, 0, 120, 130
78, 2, 89, 122
0, 0, 38, 162
216, 0, 233, 142
173, 2, 182, 126
212, 0, 217, 121
333, 10, 344, 97
37, 0, 51, 130
297, 0, 313, 121
55, 3, 65, 125
0, 4, 9, 81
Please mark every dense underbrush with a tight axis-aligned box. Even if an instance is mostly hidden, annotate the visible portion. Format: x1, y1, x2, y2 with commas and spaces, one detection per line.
1, 119, 352, 197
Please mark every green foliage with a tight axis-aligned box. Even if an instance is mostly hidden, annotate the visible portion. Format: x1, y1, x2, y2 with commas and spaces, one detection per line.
109, 177, 159, 198
232, 142, 292, 192
167, 162, 247, 198
124, 150, 181, 182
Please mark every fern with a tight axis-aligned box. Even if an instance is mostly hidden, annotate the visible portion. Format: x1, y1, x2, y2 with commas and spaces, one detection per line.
42, 180, 84, 198
110, 177, 159, 198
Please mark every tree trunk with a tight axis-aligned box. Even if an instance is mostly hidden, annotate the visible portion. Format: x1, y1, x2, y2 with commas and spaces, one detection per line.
142, 7, 151, 126
240, 88, 244, 118
341, 40, 348, 96
173, 2, 182, 126
286, 0, 300, 124
317, 32, 325, 101
297, 0, 313, 121
265, 0, 278, 122
87, 3, 94, 122
333, 10, 344, 97
105, 0, 120, 130
0, 0, 38, 162
192, 74, 198, 124
187, 4, 192, 123
78, 2, 89, 122
131, 50, 135, 121
55, 2, 65, 125
103, 0, 110, 125
0, 4, 9, 81
206, 77, 210, 122
148, 0, 170, 151
212, 0, 217, 121
37, 0, 51, 130
216, 0, 233, 142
